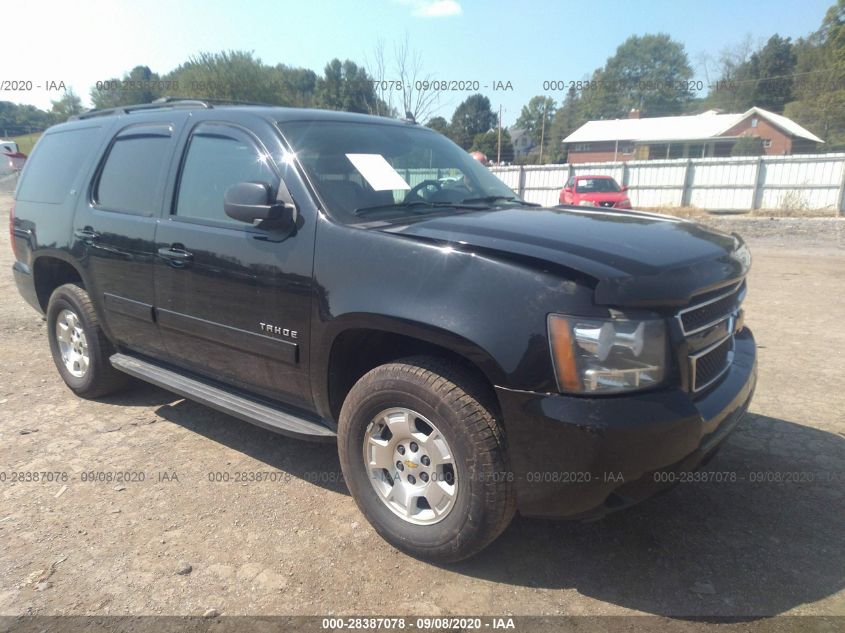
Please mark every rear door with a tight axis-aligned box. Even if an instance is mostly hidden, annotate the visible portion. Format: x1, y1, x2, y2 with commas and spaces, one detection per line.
72, 115, 188, 359
152, 120, 315, 409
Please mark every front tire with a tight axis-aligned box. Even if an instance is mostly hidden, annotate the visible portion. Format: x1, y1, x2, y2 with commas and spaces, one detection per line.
46, 283, 129, 398
338, 356, 515, 562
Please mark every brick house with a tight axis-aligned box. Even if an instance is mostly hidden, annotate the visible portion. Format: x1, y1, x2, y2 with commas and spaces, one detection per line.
563, 107, 823, 163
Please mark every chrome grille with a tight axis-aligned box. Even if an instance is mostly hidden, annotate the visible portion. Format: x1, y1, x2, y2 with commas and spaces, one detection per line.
679, 280, 745, 393
691, 336, 734, 392
678, 282, 744, 335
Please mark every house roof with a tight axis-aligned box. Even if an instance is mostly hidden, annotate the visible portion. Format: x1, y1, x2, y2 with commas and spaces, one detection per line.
563, 107, 823, 145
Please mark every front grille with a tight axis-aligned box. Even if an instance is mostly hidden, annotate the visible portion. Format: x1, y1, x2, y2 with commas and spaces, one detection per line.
691, 336, 734, 391
599, 201, 614, 207
679, 279, 745, 394
679, 283, 743, 335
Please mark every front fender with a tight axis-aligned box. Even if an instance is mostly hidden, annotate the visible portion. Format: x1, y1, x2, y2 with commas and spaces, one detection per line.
309, 218, 597, 418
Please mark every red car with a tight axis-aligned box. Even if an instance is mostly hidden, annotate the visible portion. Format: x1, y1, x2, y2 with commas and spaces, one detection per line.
559, 175, 631, 209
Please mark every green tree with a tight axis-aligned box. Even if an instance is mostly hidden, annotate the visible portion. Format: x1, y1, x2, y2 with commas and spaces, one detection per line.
515, 96, 556, 146
580, 34, 694, 119
271, 65, 318, 107
314, 59, 383, 114
705, 35, 796, 113
546, 87, 585, 163
0, 101, 54, 134
785, 0, 845, 145
703, 36, 755, 112
50, 89, 84, 122
165, 51, 278, 103
749, 35, 797, 111
470, 129, 513, 162
90, 65, 165, 108
449, 94, 497, 150
425, 115, 450, 135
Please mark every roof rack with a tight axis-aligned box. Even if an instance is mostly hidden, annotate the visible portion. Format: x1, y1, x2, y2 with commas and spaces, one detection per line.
71, 98, 212, 121
71, 96, 277, 121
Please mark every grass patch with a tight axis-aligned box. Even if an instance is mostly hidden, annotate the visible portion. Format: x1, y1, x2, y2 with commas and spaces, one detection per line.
8, 132, 42, 154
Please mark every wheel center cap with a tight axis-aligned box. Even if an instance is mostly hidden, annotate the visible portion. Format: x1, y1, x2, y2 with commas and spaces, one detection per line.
403, 459, 419, 469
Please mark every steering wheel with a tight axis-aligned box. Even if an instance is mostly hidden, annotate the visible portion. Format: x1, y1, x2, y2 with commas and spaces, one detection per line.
404, 179, 443, 203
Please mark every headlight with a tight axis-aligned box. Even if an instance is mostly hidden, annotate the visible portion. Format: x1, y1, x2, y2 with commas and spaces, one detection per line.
548, 314, 666, 394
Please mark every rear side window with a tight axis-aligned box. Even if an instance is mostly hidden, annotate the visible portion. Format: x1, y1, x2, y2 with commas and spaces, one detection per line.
16, 127, 102, 204
95, 126, 172, 214
175, 125, 278, 225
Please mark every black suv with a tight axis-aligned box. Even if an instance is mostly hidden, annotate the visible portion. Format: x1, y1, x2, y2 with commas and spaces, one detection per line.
10, 100, 756, 561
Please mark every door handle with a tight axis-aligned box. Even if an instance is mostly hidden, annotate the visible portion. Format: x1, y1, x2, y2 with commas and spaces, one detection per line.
157, 245, 194, 263
74, 227, 101, 242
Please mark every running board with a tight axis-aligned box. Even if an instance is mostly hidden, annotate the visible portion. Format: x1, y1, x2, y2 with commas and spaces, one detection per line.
110, 353, 336, 441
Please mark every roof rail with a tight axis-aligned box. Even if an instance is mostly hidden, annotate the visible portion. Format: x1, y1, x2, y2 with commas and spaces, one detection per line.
71, 98, 213, 121
70, 96, 277, 121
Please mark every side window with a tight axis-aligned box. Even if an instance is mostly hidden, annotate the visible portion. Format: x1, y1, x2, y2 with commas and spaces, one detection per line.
16, 126, 102, 204
96, 126, 172, 214
175, 126, 278, 225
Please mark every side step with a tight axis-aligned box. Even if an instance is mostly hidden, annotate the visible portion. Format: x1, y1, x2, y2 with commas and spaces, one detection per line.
110, 353, 337, 442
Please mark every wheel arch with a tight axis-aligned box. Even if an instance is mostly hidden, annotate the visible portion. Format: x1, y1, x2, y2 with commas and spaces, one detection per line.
32, 253, 87, 312
315, 314, 507, 423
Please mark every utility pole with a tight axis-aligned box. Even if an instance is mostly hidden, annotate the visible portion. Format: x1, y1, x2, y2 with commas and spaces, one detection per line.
539, 100, 547, 164
497, 104, 503, 164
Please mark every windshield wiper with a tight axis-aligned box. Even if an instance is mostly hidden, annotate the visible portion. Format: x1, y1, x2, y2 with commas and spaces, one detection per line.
458, 195, 540, 207
353, 200, 489, 217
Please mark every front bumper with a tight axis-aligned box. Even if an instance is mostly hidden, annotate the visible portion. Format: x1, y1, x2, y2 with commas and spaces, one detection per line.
496, 328, 757, 519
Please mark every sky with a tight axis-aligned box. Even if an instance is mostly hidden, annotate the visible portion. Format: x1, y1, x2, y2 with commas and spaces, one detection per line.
2, 0, 835, 126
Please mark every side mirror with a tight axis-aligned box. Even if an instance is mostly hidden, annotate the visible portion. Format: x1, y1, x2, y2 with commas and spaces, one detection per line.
563, 186, 572, 193
224, 181, 297, 231
620, 185, 628, 192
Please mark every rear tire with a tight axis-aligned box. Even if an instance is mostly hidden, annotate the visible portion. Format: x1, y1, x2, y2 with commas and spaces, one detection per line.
338, 356, 515, 562
46, 283, 129, 398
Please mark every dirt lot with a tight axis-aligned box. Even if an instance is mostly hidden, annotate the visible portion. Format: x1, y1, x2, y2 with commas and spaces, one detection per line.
1, 191, 844, 623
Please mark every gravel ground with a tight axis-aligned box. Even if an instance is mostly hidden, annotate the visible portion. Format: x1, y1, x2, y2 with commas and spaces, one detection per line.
696, 215, 845, 252
0, 192, 843, 623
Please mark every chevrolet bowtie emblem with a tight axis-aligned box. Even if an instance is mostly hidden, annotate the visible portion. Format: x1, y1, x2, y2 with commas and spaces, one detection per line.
403, 460, 418, 469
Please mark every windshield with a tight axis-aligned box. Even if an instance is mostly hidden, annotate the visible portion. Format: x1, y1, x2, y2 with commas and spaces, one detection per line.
575, 178, 621, 193
278, 120, 521, 223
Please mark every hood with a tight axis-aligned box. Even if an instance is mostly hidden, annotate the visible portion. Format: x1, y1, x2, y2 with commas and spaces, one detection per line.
382, 206, 750, 308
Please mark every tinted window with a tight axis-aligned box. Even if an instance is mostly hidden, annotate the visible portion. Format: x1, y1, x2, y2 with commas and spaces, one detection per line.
175, 131, 278, 224
16, 127, 102, 204
96, 133, 172, 214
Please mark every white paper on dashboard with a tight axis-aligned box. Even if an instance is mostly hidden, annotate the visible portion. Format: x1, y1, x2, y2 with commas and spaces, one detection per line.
345, 154, 410, 191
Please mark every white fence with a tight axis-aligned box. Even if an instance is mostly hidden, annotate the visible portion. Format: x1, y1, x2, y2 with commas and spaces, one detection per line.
490, 153, 845, 214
